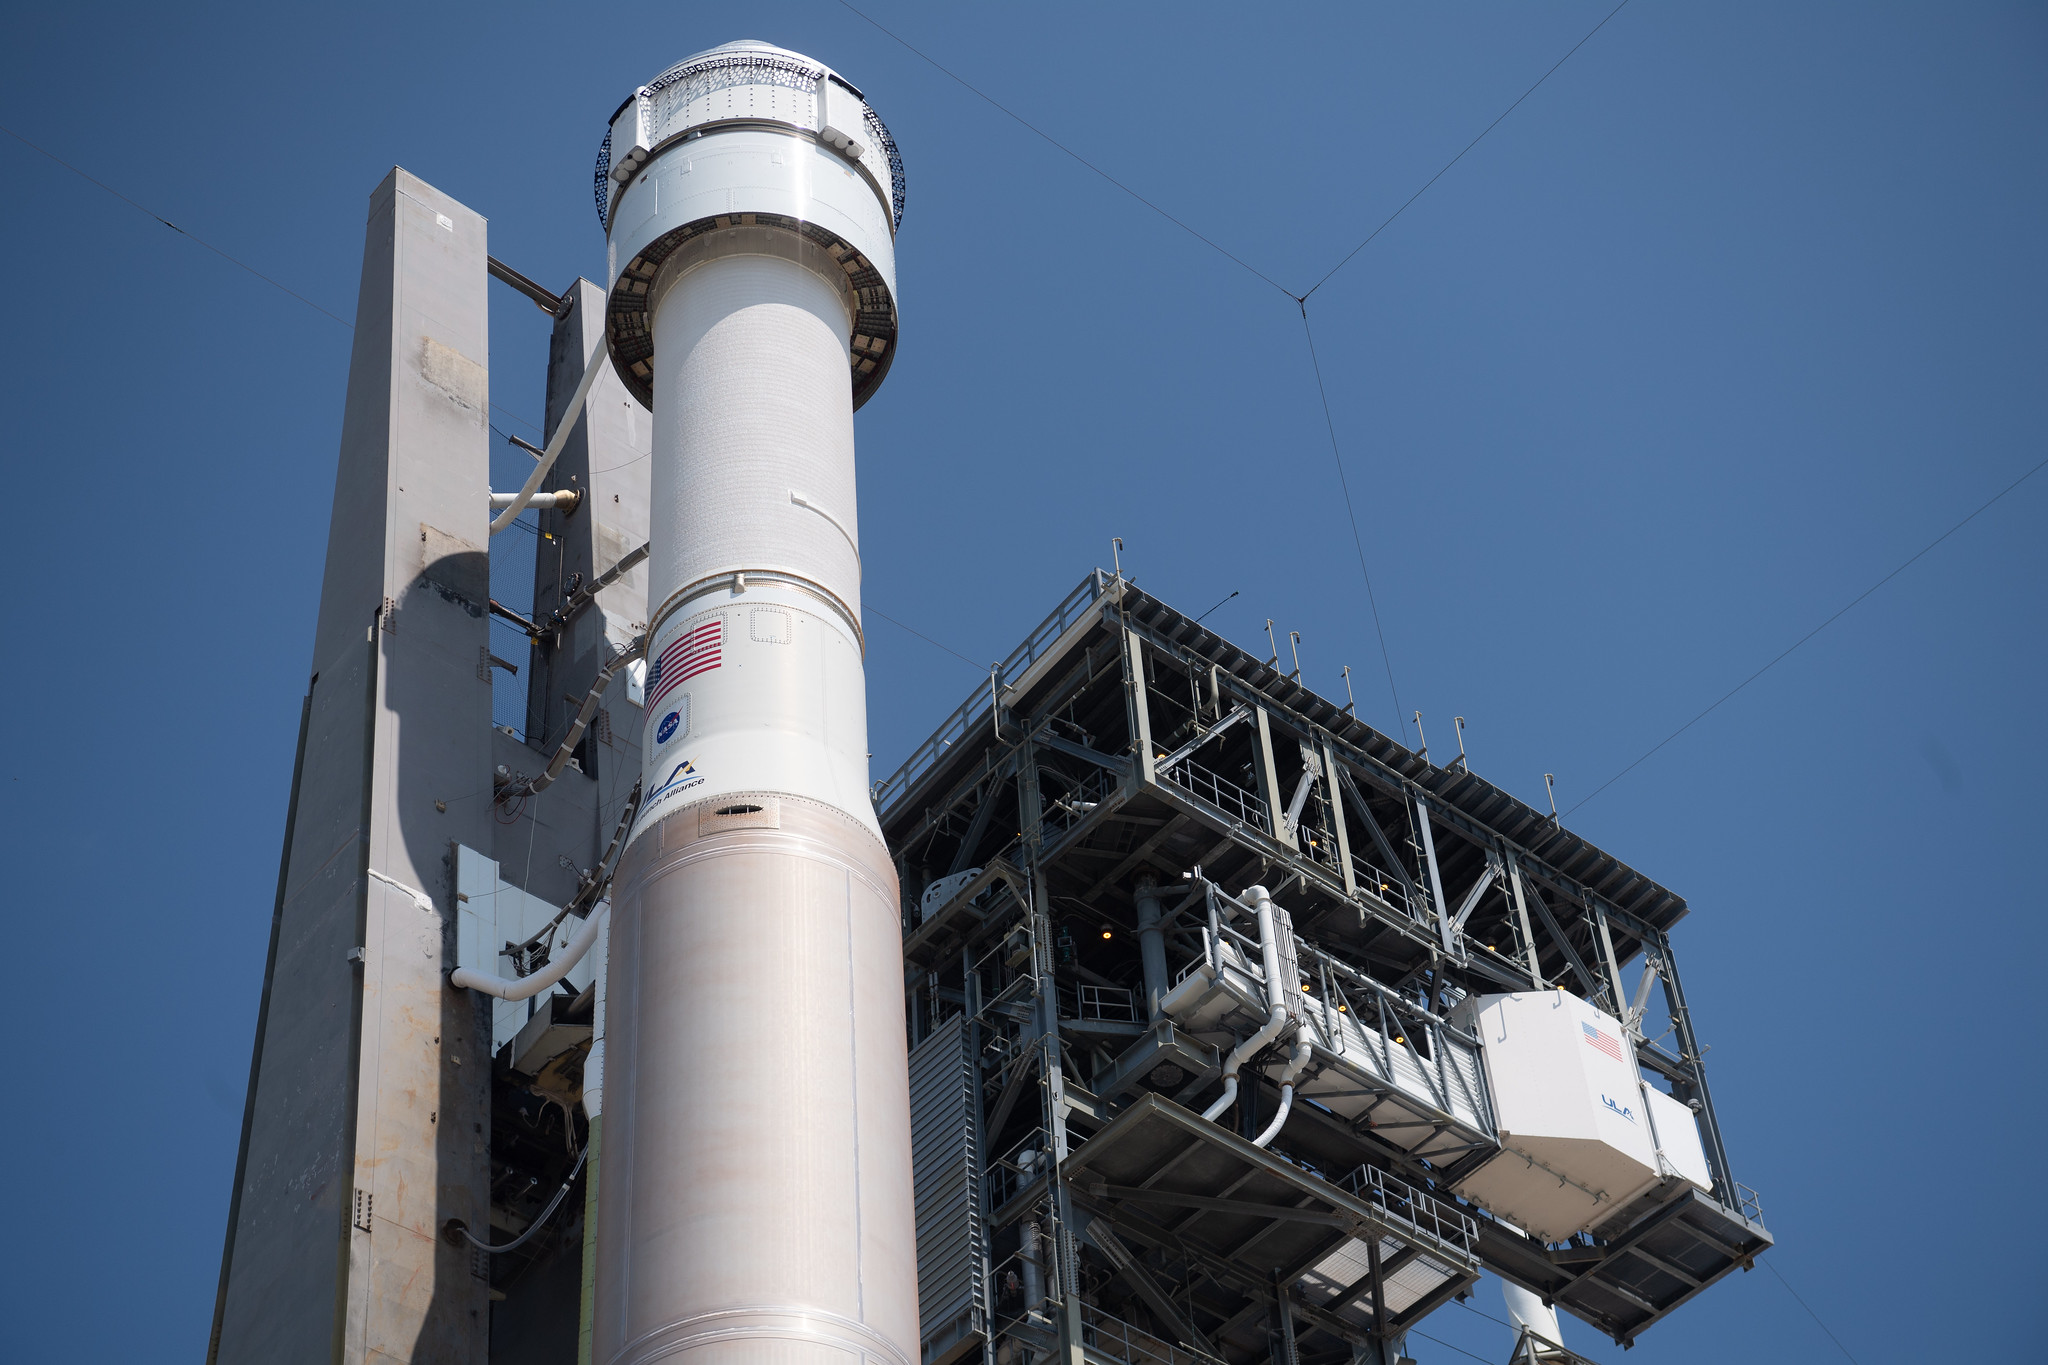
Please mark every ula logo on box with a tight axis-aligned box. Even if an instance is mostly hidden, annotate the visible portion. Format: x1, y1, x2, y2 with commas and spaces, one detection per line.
1601, 1094, 1637, 1124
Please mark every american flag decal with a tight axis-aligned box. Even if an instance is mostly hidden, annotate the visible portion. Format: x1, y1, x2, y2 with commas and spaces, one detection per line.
647, 619, 721, 711
1582, 1020, 1624, 1062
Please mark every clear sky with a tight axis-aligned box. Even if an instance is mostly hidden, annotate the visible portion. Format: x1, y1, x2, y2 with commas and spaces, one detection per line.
3, 3, 2042, 1361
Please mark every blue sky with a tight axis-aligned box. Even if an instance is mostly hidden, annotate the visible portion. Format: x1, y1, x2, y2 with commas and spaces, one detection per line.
3, 3, 2042, 1360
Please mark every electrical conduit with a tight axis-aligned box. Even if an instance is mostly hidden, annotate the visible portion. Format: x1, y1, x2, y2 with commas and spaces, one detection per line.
509, 636, 644, 799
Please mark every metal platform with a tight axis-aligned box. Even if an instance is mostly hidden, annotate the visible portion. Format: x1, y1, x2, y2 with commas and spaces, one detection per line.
1479, 1186, 1773, 1348
1066, 1095, 1479, 1354
886, 570, 1771, 1363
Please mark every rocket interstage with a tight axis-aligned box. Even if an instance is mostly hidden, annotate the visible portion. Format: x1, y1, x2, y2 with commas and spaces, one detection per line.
592, 41, 916, 1365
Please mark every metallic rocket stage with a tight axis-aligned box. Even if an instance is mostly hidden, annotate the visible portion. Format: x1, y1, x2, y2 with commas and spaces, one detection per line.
590, 42, 918, 1365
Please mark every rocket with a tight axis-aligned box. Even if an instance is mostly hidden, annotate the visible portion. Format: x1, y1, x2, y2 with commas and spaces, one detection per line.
589, 41, 917, 1365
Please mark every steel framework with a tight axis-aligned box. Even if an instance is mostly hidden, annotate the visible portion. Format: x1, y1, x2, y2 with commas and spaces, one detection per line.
883, 572, 1771, 1365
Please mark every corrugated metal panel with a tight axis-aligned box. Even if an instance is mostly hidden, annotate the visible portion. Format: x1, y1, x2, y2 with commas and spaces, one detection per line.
910, 1013, 983, 1355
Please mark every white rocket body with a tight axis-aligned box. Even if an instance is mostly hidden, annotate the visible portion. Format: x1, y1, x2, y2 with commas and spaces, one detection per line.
593, 42, 915, 1365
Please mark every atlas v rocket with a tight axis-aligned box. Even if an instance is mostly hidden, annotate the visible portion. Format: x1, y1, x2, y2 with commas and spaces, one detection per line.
588, 40, 917, 1365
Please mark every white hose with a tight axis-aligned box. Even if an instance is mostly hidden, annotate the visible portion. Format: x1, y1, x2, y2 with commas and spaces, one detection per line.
1201, 885, 1291, 1125
450, 904, 607, 1000
489, 338, 610, 536
447, 1141, 589, 1254
491, 490, 580, 512
1252, 1031, 1314, 1148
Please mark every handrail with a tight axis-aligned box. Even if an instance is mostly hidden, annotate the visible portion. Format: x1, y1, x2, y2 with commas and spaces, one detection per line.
1335, 1162, 1480, 1257
1079, 1302, 1227, 1365
874, 572, 1107, 817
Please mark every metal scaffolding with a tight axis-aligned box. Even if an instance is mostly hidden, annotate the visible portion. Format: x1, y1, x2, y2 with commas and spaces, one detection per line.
886, 571, 1772, 1365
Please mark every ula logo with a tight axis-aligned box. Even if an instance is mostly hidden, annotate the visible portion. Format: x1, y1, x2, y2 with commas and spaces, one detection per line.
650, 758, 704, 801
1601, 1094, 1637, 1124
655, 710, 681, 745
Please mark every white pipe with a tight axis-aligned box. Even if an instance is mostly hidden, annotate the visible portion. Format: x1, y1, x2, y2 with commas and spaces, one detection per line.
490, 489, 580, 512
1252, 1030, 1314, 1148
489, 337, 609, 536
449, 904, 607, 1000
1201, 885, 1290, 1124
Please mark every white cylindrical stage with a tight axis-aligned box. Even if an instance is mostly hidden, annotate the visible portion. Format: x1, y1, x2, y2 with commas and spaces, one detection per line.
591, 41, 914, 1365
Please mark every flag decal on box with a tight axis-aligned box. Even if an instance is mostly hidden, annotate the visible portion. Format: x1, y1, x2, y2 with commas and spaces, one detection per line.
1582, 1019, 1624, 1062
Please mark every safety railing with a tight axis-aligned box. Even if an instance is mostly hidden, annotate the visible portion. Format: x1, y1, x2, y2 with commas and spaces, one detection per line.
999, 572, 1108, 696
1079, 1303, 1227, 1365
1296, 820, 1343, 876
1734, 1182, 1765, 1225
1160, 757, 1271, 835
1059, 982, 1138, 1023
1350, 851, 1421, 921
874, 572, 1108, 819
1335, 1162, 1479, 1259
1041, 766, 1112, 842
983, 1132, 1051, 1213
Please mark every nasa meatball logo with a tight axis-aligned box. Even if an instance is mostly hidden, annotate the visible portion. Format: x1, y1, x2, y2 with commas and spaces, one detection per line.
655, 710, 681, 745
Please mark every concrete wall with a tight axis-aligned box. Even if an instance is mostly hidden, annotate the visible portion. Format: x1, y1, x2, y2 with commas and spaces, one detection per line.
210, 168, 495, 1365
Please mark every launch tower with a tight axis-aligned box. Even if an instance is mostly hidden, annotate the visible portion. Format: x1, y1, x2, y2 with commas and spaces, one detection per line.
207, 36, 1769, 1365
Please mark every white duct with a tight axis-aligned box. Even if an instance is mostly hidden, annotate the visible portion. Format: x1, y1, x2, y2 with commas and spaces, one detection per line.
1252, 1030, 1314, 1149
591, 40, 913, 1365
489, 333, 609, 536
490, 490, 580, 512
449, 904, 607, 1001
1201, 885, 1292, 1126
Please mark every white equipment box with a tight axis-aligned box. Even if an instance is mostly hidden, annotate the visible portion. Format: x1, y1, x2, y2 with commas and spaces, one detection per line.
1452, 991, 1709, 1243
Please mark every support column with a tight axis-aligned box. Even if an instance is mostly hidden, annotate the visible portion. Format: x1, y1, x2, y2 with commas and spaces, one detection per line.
525, 278, 654, 777
1413, 794, 1453, 955
211, 168, 494, 1365
1656, 934, 1736, 1197
1321, 741, 1357, 898
1125, 628, 1156, 785
1590, 898, 1628, 1017
1134, 872, 1169, 1021
1506, 860, 1546, 989
1253, 709, 1290, 848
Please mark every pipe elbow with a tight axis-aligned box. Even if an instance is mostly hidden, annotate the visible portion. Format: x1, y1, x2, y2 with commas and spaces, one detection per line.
1251, 1084, 1296, 1148
1251, 1031, 1314, 1149
449, 905, 606, 1001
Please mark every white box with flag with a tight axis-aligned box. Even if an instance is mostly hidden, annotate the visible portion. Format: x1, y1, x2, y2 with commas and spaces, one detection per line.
1451, 990, 1707, 1243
